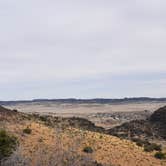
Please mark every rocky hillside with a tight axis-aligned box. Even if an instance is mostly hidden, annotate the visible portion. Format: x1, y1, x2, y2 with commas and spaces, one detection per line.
150, 106, 166, 139
0, 105, 165, 166
150, 106, 166, 123
0, 105, 16, 114
108, 106, 166, 140
35, 115, 105, 133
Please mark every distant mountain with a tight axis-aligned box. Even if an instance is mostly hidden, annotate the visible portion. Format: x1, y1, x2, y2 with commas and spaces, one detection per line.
1, 97, 166, 105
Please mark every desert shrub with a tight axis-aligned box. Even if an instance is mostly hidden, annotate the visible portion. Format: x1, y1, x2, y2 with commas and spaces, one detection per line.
132, 138, 149, 147
0, 130, 17, 160
154, 152, 166, 159
23, 128, 32, 134
132, 138, 162, 152
39, 116, 47, 122
12, 109, 18, 113
149, 143, 162, 151
83, 146, 93, 153
144, 143, 161, 152
92, 161, 103, 166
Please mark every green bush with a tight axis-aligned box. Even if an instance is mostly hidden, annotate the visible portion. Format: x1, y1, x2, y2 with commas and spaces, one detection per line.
154, 152, 166, 159
0, 130, 17, 160
23, 128, 32, 134
83, 146, 93, 153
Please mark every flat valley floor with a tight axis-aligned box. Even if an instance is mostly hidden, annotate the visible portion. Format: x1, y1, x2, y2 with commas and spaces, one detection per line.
5, 101, 166, 128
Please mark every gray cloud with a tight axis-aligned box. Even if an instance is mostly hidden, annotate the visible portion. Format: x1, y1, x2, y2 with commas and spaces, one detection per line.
0, 0, 166, 99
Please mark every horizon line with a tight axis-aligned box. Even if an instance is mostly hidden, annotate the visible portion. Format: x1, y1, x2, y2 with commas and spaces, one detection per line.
1, 97, 166, 102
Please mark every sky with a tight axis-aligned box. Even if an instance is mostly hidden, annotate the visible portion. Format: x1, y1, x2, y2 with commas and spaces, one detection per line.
0, 0, 166, 100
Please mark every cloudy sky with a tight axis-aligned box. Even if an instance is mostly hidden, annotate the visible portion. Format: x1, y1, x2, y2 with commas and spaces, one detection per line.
0, 0, 166, 100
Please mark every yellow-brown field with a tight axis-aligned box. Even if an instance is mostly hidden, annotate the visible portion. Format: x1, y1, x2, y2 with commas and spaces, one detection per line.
3, 114, 166, 166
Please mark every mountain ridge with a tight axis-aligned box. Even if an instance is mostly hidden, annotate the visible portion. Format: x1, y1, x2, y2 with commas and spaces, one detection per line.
1, 97, 166, 105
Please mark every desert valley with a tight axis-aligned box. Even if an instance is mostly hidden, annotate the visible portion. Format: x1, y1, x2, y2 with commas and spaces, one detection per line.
0, 98, 166, 166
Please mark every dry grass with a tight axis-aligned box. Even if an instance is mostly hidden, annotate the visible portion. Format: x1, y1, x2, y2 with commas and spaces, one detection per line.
2, 114, 166, 166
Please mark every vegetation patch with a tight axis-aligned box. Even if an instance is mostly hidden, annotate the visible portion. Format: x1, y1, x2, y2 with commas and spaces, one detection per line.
0, 129, 17, 160
23, 127, 32, 134
154, 152, 166, 160
39, 116, 48, 122
144, 143, 161, 152
132, 138, 148, 147
83, 146, 93, 153
131, 138, 161, 152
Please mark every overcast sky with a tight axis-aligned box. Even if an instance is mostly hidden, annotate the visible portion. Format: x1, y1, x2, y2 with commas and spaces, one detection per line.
0, 0, 166, 100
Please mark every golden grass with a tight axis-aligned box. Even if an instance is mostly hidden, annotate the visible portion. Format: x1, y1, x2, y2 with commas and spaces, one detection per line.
3, 116, 166, 166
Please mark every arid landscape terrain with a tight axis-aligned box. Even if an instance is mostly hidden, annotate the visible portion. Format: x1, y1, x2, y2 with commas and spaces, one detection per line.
1, 0, 166, 165
1, 99, 166, 166
1, 103, 166, 166
3, 99, 166, 128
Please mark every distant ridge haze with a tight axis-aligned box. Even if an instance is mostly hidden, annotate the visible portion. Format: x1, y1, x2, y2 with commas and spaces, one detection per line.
1, 97, 166, 105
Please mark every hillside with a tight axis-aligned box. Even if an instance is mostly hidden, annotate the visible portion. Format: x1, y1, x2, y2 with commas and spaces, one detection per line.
108, 106, 166, 140
0, 106, 165, 166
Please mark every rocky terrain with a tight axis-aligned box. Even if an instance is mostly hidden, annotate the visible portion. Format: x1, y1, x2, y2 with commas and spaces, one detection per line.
108, 106, 166, 145
1, 105, 166, 166
3, 99, 166, 129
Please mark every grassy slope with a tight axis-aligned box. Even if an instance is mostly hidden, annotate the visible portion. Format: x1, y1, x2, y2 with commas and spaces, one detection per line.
2, 113, 165, 166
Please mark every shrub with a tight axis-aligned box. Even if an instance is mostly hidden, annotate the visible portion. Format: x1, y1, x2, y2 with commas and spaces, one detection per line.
0, 130, 17, 160
12, 109, 18, 113
154, 152, 166, 159
23, 128, 32, 134
144, 143, 161, 152
132, 138, 149, 147
83, 146, 93, 153
39, 116, 47, 122
93, 161, 103, 166
132, 138, 162, 152
150, 143, 162, 151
